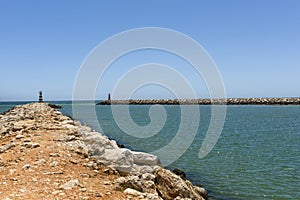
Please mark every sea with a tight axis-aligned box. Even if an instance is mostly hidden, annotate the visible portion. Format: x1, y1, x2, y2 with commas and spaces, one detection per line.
1, 101, 299, 200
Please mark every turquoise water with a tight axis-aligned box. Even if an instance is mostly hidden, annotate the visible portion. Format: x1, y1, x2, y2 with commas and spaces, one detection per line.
1, 101, 300, 199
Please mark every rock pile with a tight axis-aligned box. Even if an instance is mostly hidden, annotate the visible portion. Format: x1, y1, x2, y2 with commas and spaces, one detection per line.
113, 167, 208, 200
97, 97, 300, 105
0, 103, 208, 199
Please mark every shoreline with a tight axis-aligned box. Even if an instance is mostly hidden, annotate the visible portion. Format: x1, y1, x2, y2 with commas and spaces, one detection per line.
97, 97, 300, 105
0, 102, 208, 199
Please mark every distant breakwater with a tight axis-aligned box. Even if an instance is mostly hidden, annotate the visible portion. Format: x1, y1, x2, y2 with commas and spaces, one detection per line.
97, 97, 300, 105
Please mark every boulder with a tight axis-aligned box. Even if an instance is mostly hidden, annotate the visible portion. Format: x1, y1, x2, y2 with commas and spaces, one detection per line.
114, 175, 158, 196
100, 148, 134, 165
114, 176, 143, 192
124, 188, 144, 196
141, 173, 156, 181
154, 168, 207, 200
77, 126, 92, 136
132, 151, 160, 166
194, 185, 208, 200
133, 165, 155, 174
83, 132, 119, 149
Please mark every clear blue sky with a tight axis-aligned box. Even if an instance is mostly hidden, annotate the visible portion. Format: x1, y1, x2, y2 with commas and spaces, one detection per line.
0, 0, 299, 101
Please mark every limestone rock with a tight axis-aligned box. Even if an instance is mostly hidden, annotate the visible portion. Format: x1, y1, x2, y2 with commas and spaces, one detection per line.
124, 188, 144, 196
60, 179, 79, 190
15, 134, 24, 139
83, 132, 119, 150
114, 175, 157, 195
99, 148, 134, 172
154, 168, 207, 200
0, 143, 16, 153
22, 142, 40, 148
194, 185, 208, 200
114, 176, 143, 192
141, 173, 156, 181
133, 164, 155, 174
132, 151, 160, 166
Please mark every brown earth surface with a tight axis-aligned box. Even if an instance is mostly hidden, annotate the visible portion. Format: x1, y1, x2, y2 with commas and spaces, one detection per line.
0, 104, 137, 200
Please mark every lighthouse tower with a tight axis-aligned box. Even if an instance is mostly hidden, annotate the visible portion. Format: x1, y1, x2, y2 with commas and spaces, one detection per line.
39, 91, 43, 103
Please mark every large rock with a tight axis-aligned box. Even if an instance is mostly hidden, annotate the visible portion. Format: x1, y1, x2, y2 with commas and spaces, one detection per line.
132, 164, 155, 174
132, 151, 160, 166
154, 168, 207, 200
83, 132, 119, 150
81, 130, 160, 174
114, 174, 158, 196
98, 148, 134, 173
114, 176, 143, 192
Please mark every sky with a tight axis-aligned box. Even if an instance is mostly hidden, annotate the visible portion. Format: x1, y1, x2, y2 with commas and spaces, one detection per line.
0, 0, 299, 101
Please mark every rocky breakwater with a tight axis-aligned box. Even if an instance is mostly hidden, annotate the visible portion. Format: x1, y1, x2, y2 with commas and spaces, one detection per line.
97, 97, 300, 105
0, 102, 208, 200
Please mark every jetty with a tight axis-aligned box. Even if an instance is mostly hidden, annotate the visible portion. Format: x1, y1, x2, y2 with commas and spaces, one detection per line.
0, 103, 207, 200
97, 97, 300, 105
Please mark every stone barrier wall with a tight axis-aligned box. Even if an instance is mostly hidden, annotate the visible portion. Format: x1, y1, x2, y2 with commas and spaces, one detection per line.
97, 97, 300, 105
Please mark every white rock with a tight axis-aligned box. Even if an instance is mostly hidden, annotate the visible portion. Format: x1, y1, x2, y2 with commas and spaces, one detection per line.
22, 164, 31, 170
52, 190, 60, 195
84, 133, 118, 149
109, 164, 133, 173
19, 189, 26, 193
141, 173, 156, 181
62, 124, 76, 129
124, 188, 144, 197
113, 176, 142, 191
0, 143, 16, 153
60, 179, 79, 190
103, 181, 111, 185
133, 165, 154, 174
124, 188, 162, 200
132, 151, 160, 166
92, 147, 105, 156
60, 120, 74, 125
22, 142, 40, 149
77, 126, 92, 136
100, 148, 134, 166
31, 143, 40, 148
16, 134, 24, 139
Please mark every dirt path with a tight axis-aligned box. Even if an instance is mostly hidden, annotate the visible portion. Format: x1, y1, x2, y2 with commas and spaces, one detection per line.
0, 103, 129, 199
